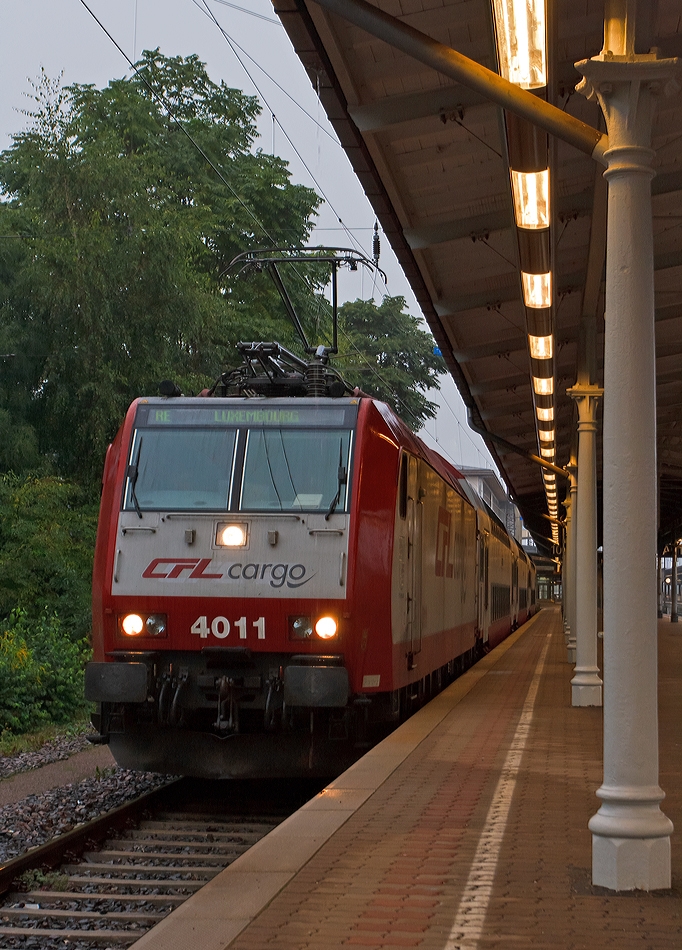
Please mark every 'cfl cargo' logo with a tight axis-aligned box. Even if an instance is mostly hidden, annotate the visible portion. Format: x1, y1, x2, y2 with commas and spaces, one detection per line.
142, 558, 314, 588
143, 558, 220, 579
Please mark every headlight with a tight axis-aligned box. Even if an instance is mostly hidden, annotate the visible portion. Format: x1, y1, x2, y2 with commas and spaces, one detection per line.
119, 613, 168, 638
121, 613, 144, 636
216, 523, 248, 547
315, 616, 337, 639
145, 614, 167, 636
289, 616, 313, 640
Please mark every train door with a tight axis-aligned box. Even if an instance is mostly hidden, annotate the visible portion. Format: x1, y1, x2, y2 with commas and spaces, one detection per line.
406, 455, 422, 663
477, 530, 489, 644
511, 557, 519, 627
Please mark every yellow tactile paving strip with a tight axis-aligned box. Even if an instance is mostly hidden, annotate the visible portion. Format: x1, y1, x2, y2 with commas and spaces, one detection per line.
131, 609, 681, 950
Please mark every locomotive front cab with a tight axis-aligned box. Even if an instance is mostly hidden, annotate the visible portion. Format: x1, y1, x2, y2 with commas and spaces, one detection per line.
87, 397, 362, 777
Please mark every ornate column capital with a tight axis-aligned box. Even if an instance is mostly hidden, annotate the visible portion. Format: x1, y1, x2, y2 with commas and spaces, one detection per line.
567, 383, 603, 430
575, 54, 680, 153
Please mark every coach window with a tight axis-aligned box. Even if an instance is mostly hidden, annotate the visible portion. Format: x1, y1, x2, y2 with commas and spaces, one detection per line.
123, 428, 236, 511
240, 428, 352, 512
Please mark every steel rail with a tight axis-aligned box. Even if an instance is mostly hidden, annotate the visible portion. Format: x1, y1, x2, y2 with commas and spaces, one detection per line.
0, 779, 181, 895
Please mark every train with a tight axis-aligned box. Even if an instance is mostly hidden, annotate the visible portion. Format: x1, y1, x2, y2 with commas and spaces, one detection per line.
85, 340, 536, 778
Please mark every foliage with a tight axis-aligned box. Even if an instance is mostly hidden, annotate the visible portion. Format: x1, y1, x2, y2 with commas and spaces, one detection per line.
0, 52, 321, 482
0, 716, 91, 757
336, 296, 444, 429
0, 57, 445, 738
0, 52, 446, 481
0, 609, 90, 735
17, 869, 70, 892
0, 474, 98, 639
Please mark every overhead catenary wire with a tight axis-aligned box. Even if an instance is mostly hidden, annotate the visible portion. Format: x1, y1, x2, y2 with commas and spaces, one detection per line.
193, 0, 366, 259
198, 2, 339, 145
209, 0, 281, 25
76, 0, 383, 315
76, 0, 279, 245
75, 0, 491, 471
193, 0, 397, 354
428, 384, 492, 468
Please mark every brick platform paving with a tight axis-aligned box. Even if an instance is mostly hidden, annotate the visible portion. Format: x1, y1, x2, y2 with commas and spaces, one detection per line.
132, 607, 680, 950
227, 608, 680, 950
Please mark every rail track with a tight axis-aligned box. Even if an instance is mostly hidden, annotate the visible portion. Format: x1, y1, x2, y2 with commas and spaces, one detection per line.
0, 777, 321, 948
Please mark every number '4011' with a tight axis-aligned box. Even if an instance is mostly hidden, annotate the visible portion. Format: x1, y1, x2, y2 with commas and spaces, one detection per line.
190, 616, 265, 640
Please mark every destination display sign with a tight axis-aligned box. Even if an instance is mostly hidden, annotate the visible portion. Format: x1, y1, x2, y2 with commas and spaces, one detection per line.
135, 404, 355, 428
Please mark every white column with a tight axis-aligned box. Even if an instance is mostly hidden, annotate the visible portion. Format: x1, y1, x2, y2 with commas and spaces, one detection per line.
657, 554, 663, 619
562, 492, 573, 644
575, 49, 676, 891
567, 385, 603, 706
672, 542, 679, 624
566, 465, 578, 664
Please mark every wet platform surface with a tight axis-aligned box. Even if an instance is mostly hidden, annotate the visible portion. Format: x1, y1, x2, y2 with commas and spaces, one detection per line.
133, 607, 681, 950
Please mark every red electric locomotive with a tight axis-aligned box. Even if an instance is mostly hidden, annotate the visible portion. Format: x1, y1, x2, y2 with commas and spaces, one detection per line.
85, 250, 535, 778
86, 381, 535, 777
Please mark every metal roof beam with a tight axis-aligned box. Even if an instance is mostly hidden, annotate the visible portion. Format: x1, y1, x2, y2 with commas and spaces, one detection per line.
657, 369, 682, 387
454, 327, 583, 363
438, 247, 682, 316
406, 168, 682, 252
480, 401, 538, 420
657, 393, 682, 409
655, 302, 682, 323
310, 0, 607, 162
349, 85, 487, 132
454, 307, 679, 354
470, 374, 530, 396
437, 271, 584, 315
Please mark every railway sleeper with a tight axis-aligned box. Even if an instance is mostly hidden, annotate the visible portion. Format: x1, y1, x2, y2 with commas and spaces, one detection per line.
64, 875, 204, 891
106, 836, 257, 850
1, 907, 165, 923
15, 889, 187, 905
146, 816, 280, 828
84, 850, 243, 864
0, 927, 139, 944
62, 862, 220, 878
122, 829, 267, 843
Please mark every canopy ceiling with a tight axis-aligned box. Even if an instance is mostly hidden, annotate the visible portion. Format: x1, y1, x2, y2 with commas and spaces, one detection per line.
275, 0, 682, 552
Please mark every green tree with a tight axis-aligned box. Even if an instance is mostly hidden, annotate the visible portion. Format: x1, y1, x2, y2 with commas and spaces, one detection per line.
0, 609, 90, 734
0, 475, 98, 640
336, 295, 444, 429
0, 53, 321, 481
0, 54, 446, 480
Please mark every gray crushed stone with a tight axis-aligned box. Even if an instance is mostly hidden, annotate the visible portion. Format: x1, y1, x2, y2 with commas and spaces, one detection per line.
0, 730, 96, 779
0, 733, 175, 947
0, 767, 172, 863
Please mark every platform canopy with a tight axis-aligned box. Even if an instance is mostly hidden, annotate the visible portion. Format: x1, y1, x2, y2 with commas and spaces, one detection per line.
274, 0, 682, 553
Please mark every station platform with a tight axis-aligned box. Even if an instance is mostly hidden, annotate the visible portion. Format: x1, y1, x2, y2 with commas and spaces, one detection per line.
133, 607, 681, 950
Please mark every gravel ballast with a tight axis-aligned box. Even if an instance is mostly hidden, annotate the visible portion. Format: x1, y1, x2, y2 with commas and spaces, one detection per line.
0, 731, 96, 780
0, 732, 177, 947
0, 767, 172, 863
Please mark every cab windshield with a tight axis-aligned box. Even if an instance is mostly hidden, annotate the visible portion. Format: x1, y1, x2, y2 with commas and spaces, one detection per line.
241, 429, 351, 512
124, 428, 236, 511
123, 425, 352, 513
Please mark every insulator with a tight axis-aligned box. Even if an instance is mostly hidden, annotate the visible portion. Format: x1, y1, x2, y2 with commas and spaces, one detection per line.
373, 221, 380, 264
306, 361, 326, 397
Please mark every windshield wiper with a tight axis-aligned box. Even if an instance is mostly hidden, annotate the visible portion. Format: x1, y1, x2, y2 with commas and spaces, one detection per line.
127, 437, 143, 519
325, 439, 347, 521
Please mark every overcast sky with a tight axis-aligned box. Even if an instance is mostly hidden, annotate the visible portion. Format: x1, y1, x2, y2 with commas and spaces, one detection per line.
1, 0, 496, 471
